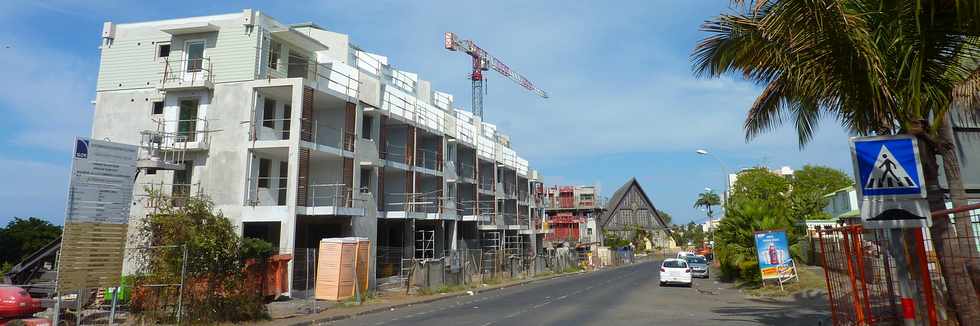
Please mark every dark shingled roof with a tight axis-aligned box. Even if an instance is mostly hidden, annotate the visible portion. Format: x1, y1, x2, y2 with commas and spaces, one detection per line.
598, 177, 671, 235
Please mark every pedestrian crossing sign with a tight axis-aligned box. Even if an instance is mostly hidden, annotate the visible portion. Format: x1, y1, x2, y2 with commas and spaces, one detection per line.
850, 135, 927, 200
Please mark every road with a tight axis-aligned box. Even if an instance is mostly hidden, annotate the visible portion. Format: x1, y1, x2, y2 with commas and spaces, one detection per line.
327, 260, 829, 325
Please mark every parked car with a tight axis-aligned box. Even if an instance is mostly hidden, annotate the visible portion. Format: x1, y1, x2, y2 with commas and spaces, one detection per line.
675, 251, 695, 259
0, 286, 45, 325
685, 255, 710, 278
659, 258, 692, 287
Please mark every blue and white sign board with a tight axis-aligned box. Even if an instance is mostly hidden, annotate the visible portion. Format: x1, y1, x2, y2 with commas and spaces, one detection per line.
850, 135, 931, 229
57, 137, 138, 291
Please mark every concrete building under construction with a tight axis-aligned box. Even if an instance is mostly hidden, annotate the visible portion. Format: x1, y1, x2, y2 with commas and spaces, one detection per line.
88, 9, 546, 295
544, 185, 603, 245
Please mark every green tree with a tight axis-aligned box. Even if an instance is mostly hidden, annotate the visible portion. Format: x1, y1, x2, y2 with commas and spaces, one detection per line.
693, 191, 722, 218
791, 165, 852, 197
790, 165, 853, 220
713, 168, 805, 283
693, 0, 980, 319
0, 217, 62, 272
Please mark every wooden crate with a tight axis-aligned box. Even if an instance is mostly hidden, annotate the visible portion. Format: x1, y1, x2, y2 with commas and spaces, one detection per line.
315, 238, 356, 301
314, 237, 371, 301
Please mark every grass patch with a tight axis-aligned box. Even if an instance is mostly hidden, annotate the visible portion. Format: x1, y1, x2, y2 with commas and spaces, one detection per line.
743, 265, 827, 298
339, 291, 379, 307
482, 277, 503, 286
561, 266, 584, 274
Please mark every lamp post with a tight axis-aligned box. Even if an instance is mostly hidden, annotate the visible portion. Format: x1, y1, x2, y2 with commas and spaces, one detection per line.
695, 149, 729, 210
697, 150, 728, 254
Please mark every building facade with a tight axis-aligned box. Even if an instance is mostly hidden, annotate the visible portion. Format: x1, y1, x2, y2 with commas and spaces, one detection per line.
598, 178, 672, 249
89, 10, 546, 295
543, 185, 602, 244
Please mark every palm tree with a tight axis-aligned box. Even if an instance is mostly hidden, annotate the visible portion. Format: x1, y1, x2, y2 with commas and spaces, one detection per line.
693, 191, 722, 219
692, 0, 980, 321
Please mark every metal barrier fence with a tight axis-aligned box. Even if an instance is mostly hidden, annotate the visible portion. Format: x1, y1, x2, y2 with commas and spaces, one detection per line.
31, 244, 644, 325
818, 204, 980, 325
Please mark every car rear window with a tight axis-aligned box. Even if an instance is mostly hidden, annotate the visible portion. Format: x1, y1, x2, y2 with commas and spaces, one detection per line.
663, 260, 687, 268
686, 257, 706, 264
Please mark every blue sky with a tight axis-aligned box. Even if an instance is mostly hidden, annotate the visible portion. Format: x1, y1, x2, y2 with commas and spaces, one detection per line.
0, 0, 854, 226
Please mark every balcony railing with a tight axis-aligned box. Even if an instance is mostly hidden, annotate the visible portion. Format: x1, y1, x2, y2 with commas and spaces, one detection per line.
308, 184, 359, 208
383, 143, 409, 165
245, 176, 288, 206
253, 117, 291, 141
384, 190, 446, 213
458, 162, 476, 180
414, 148, 442, 171
478, 176, 494, 192
251, 117, 353, 151
161, 59, 213, 90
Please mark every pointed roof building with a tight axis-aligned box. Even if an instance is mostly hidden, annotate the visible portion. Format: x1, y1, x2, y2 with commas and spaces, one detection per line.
598, 178, 672, 247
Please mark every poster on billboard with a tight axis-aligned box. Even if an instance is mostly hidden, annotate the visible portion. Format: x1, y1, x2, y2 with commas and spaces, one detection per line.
754, 230, 795, 280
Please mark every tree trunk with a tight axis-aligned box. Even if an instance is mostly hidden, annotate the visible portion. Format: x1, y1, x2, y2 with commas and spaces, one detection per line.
935, 116, 980, 323
917, 118, 980, 324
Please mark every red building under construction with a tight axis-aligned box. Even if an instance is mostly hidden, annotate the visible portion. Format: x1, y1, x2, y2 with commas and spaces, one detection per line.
544, 185, 603, 244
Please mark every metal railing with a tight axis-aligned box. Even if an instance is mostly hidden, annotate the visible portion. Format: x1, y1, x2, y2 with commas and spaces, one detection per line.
478, 175, 494, 192
383, 143, 409, 164
414, 148, 442, 171
170, 118, 208, 144
245, 176, 288, 206
458, 162, 476, 180
253, 117, 292, 141
384, 190, 446, 213
307, 184, 359, 208
311, 62, 359, 102
161, 58, 213, 86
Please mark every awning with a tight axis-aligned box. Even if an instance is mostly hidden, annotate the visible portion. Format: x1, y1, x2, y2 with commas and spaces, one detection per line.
271, 28, 329, 52
160, 22, 220, 35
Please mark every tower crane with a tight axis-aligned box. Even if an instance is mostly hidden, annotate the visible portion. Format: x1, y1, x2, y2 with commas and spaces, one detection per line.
444, 32, 548, 119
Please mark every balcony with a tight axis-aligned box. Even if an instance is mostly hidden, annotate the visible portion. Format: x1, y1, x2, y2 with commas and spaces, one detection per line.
457, 162, 476, 183
478, 176, 494, 193
301, 184, 364, 216
414, 148, 442, 173
382, 191, 449, 219
160, 59, 213, 91
382, 143, 410, 168
301, 119, 354, 154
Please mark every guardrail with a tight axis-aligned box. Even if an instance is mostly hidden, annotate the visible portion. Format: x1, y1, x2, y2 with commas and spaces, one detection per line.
161, 59, 212, 86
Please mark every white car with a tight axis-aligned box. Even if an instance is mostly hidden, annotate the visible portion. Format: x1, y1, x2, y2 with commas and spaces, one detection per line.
659, 258, 693, 287
676, 251, 695, 259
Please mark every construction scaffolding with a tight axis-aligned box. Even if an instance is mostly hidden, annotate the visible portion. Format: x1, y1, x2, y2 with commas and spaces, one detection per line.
414, 229, 435, 260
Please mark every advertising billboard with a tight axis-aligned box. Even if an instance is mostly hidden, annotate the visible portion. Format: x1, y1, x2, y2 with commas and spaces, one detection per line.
755, 230, 791, 280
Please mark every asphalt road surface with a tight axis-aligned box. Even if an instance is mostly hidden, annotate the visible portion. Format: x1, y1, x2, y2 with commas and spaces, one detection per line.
327, 260, 829, 326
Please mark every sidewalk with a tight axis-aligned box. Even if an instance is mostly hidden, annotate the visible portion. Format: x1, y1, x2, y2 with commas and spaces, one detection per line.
250, 270, 586, 326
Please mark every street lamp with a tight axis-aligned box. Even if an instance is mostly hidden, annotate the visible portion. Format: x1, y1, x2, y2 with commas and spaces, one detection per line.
696, 149, 729, 241
695, 149, 730, 207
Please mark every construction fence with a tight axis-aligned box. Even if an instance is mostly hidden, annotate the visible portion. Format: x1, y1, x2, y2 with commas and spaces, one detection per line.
817, 204, 980, 325
40, 243, 651, 325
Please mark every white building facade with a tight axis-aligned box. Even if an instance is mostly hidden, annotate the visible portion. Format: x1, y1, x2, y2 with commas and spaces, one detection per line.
90, 10, 546, 295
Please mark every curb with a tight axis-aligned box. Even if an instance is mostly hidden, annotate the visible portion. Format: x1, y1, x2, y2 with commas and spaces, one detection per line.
284, 269, 592, 325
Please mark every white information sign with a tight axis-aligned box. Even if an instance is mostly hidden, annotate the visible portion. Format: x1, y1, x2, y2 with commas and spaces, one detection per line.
57, 137, 138, 291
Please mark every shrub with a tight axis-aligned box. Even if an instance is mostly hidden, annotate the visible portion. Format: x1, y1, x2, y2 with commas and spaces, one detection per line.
129, 192, 271, 323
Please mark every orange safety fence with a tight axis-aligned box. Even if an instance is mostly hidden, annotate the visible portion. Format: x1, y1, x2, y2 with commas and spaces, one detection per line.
817, 204, 980, 325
